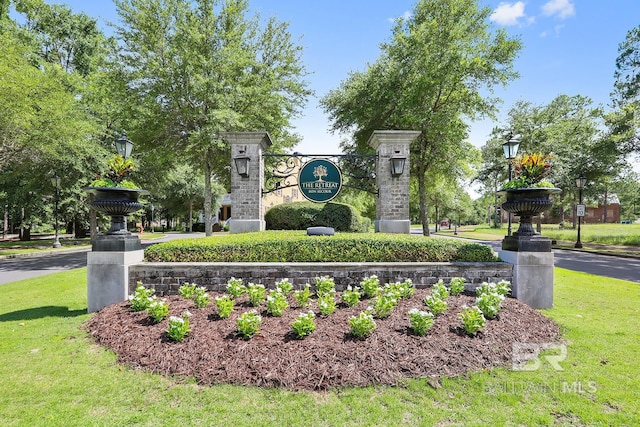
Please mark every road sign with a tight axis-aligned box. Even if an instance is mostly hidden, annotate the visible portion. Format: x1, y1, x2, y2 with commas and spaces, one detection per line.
576, 204, 585, 217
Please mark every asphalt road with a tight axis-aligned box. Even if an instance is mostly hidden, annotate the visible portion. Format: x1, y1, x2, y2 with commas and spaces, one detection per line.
0, 233, 204, 285
480, 239, 640, 284
1, 232, 639, 285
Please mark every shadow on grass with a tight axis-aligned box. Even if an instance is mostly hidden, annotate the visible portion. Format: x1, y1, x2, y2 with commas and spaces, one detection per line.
0, 306, 87, 322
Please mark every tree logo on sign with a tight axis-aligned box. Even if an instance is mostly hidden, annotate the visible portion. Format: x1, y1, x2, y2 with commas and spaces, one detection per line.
298, 159, 343, 202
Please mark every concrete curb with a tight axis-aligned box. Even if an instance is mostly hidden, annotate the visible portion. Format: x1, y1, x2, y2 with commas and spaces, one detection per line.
0, 246, 91, 260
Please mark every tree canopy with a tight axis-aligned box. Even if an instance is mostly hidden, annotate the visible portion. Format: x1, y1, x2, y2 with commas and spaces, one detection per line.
321, 0, 521, 234
112, 0, 311, 235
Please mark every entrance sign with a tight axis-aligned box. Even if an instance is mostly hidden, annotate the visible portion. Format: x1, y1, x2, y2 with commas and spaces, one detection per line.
576, 204, 585, 217
298, 159, 343, 202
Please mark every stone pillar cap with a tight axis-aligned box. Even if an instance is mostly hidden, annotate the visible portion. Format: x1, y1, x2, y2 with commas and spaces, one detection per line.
367, 130, 421, 149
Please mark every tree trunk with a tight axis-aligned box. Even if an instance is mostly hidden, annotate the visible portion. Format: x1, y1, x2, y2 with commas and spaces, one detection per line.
204, 154, 213, 236
89, 193, 98, 241
3, 204, 8, 240
189, 202, 193, 232
602, 189, 608, 223
418, 171, 430, 236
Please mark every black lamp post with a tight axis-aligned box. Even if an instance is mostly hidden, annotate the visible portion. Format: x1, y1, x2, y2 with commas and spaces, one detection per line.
115, 132, 134, 159
502, 135, 521, 236
50, 172, 61, 248
454, 196, 459, 235
575, 174, 587, 248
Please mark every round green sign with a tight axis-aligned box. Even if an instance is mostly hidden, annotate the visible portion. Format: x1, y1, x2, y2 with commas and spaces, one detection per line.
298, 159, 343, 202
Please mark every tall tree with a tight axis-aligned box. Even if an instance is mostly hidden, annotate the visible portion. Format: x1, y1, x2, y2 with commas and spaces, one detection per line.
609, 25, 640, 154
483, 95, 625, 222
322, 0, 520, 235
112, 0, 310, 235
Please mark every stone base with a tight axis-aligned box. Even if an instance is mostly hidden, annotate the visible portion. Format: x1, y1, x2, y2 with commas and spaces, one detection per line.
229, 219, 265, 234
501, 235, 552, 252
92, 234, 141, 252
87, 250, 144, 312
375, 219, 411, 234
499, 250, 554, 309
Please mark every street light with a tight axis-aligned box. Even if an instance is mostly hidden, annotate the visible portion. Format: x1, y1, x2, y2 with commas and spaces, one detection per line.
389, 152, 406, 178
454, 196, 459, 235
502, 135, 521, 236
575, 174, 587, 248
50, 172, 61, 248
115, 132, 134, 159
234, 147, 250, 177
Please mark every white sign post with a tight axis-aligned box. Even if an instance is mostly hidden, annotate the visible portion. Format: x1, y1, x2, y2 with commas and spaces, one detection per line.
576, 204, 585, 217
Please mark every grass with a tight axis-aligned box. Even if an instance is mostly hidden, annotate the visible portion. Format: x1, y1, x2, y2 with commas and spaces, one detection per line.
0, 237, 91, 256
0, 268, 638, 425
445, 223, 640, 247
0, 234, 167, 256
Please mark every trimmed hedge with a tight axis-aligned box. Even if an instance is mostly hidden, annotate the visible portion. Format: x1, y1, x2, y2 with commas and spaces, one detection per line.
144, 231, 500, 263
265, 202, 370, 232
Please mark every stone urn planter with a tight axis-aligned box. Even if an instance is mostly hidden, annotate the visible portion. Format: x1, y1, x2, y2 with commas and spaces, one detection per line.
86, 187, 149, 235
498, 187, 561, 251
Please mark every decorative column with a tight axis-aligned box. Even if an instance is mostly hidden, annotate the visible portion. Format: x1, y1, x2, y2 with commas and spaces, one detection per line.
368, 130, 421, 234
223, 132, 272, 234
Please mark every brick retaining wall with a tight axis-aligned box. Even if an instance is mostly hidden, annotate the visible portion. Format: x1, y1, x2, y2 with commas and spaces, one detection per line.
129, 262, 512, 295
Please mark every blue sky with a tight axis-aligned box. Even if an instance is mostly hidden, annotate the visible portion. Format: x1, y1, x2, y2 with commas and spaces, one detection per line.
42, 0, 640, 154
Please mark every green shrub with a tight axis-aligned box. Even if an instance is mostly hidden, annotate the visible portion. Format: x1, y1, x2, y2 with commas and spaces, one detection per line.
264, 202, 369, 232
144, 231, 500, 263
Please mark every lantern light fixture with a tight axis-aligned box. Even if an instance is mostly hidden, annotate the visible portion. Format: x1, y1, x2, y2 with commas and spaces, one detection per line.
389, 153, 406, 178
115, 132, 134, 159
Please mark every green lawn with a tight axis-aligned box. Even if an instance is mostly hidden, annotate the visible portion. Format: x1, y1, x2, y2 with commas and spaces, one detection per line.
0, 268, 638, 426
445, 223, 640, 247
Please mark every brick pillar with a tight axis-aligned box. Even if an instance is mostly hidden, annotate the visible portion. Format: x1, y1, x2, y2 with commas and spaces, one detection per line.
368, 130, 420, 234
223, 132, 272, 233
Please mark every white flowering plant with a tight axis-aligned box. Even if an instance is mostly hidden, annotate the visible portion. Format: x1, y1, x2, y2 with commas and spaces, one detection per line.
147, 296, 168, 323
317, 289, 337, 316
247, 283, 266, 307
291, 311, 316, 339
341, 285, 361, 307
275, 278, 294, 295
166, 311, 191, 342
226, 277, 246, 299
407, 308, 434, 336
236, 310, 262, 339
349, 308, 376, 339
128, 282, 154, 312
476, 292, 505, 319
476, 281, 511, 298
294, 284, 312, 308
424, 294, 448, 315
431, 280, 450, 300
214, 295, 234, 319
449, 277, 466, 296
372, 293, 397, 319
192, 286, 210, 309
359, 275, 380, 299
266, 289, 289, 317
459, 305, 485, 335
178, 282, 197, 299
314, 276, 335, 296
384, 279, 415, 300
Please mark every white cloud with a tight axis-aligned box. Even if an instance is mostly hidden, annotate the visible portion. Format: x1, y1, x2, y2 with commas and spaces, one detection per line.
542, 0, 575, 19
490, 2, 527, 26
389, 10, 412, 24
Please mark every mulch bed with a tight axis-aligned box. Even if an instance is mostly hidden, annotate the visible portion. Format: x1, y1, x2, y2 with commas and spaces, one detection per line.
85, 290, 561, 391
